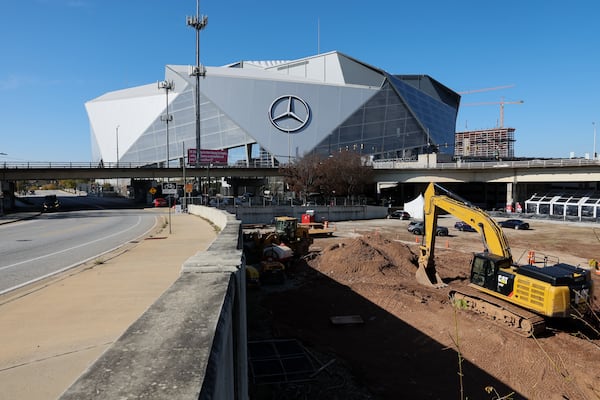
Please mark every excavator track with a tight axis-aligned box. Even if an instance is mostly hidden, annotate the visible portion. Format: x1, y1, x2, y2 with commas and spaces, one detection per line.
449, 286, 546, 337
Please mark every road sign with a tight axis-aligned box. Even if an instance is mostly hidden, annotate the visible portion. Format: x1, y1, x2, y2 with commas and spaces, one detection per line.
162, 182, 177, 195
187, 148, 228, 165
149, 187, 157, 195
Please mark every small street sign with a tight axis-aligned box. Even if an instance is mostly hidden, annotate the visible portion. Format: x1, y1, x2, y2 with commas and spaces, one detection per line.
149, 187, 157, 195
162, 182, 177, 194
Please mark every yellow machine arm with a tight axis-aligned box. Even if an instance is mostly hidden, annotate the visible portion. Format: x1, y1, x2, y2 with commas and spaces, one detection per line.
416, 182, 513, 287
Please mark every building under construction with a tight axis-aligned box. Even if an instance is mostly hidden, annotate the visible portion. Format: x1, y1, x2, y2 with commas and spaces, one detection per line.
455, 128, 515, 160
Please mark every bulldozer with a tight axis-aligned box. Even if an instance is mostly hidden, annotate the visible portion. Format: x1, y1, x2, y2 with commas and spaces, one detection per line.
242, 216, 313, 286
273, 216, 313, 257
243, 216, 312, 263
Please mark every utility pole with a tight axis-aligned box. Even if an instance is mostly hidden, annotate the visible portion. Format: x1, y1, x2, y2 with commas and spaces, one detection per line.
186, 1, 207, 171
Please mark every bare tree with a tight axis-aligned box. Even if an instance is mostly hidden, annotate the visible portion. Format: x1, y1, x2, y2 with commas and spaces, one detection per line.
323, 151, 373, 198
280, 153, 325, 203
281, 151, 373, 204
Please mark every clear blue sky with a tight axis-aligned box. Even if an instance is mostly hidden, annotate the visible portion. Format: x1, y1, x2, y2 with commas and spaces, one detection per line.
1, 0, 599, 162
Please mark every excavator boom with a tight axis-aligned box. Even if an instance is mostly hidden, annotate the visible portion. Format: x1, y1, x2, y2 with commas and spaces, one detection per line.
416, 183, 512, 287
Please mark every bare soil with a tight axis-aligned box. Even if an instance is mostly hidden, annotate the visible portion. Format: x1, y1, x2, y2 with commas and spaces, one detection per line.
247, 216, 600, 400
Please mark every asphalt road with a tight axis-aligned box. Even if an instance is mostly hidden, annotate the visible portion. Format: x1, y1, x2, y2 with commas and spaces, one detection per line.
0, 200, 159, 294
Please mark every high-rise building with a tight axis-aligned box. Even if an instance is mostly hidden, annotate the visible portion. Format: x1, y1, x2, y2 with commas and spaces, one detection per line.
455, 128, 516, 160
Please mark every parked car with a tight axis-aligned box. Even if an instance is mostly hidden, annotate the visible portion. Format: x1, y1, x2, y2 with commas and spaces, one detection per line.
387, 210, 411, 220
42, 195, 60, 212
454, 221, 477, 232
153, 197, 168, 207
498, 219, 529, 230
407, 221, 448, 236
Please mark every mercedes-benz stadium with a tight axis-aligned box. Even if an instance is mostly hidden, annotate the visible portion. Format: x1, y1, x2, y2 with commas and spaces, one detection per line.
85, 51, 460, 167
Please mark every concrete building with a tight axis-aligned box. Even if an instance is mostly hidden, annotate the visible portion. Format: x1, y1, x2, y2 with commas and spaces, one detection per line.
455, 127, 516, 160
85, 51, 460, 168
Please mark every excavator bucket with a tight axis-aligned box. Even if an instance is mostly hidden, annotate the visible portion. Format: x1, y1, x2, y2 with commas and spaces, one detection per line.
415, 263, 447, 288
416, 247, 447, 288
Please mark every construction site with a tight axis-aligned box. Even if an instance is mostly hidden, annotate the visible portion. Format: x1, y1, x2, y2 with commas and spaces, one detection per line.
244, 204, 600, 399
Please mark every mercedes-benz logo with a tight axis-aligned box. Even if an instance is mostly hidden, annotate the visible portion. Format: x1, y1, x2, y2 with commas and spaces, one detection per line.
268, 95, 311, 133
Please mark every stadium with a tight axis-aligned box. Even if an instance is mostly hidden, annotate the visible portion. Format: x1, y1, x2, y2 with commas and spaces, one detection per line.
85, 51, 460, 168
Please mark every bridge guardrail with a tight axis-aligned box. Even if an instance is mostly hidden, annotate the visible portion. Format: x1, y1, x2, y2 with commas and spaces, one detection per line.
371, 158, 600, 169
0, 161, 274, 169
2, 158, 600, 171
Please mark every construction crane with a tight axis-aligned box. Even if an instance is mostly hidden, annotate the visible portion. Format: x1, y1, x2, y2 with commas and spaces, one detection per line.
458, 84, 515, 95
463, 97, 524, 128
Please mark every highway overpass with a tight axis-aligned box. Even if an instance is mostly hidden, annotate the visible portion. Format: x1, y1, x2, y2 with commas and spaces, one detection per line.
2, 157, 600, 183
2, 156, 600, 214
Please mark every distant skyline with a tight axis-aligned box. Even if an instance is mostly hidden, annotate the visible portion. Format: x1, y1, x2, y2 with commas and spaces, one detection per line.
1, 0, 599, 162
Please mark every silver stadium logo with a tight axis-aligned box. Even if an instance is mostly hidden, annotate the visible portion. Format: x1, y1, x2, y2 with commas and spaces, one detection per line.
268, 95, 311, 133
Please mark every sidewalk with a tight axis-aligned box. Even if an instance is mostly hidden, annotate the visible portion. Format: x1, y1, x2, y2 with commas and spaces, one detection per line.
0, 210, 217, 400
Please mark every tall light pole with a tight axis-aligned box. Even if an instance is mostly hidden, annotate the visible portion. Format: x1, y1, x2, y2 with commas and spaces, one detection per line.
115, 125, 120, 167
186, 1, 207, 170
159, 80, 175, 234
593, 122, 597, 160
158, 80, 174, 168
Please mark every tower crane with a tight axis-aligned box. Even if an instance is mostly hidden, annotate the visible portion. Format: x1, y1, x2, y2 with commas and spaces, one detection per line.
462, 97, 524, 128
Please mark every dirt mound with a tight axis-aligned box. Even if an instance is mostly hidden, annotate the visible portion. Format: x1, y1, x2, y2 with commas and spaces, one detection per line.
313, 235, 417, 282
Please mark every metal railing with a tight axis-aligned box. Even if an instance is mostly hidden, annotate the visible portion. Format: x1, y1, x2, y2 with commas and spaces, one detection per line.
371, 158, 600, 170
2, 157, 600, 170
0, 161, 279, 169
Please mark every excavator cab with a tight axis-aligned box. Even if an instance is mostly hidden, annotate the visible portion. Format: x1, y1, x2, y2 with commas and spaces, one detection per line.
470, 253, 511, 290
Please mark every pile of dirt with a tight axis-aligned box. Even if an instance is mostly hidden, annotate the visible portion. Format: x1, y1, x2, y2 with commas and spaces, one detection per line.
313, 234, 417, 282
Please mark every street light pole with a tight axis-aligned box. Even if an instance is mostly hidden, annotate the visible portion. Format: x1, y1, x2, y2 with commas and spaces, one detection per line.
158, 80, 174, 234
115, 125, 120, 167
115, 125, 120, 195
158, 80, 174, 168
593, 122, 597, 160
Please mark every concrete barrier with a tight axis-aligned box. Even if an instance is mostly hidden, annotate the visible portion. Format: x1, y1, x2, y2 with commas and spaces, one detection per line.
60, 206, 247, 400
232, 205, 388, 225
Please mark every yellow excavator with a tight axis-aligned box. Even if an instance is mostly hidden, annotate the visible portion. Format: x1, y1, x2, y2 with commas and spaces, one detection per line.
417, 182, 594, 336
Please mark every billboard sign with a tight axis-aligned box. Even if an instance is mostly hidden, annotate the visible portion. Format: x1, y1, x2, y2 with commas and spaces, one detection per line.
187, 149, 228, 166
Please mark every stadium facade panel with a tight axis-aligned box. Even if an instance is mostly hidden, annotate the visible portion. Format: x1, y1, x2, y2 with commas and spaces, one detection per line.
85, 51, 460, 167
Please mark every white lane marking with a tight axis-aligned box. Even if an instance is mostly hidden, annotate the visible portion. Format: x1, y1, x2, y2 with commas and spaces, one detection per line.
0, 216, 160, 296
0, 215, 146, 272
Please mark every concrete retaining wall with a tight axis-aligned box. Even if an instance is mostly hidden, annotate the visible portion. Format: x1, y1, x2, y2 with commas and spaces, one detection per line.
232, 205, 388, 224
60, 207, 247, 400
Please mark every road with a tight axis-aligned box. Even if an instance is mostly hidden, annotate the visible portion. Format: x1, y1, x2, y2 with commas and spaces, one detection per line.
0, 194, 159, 294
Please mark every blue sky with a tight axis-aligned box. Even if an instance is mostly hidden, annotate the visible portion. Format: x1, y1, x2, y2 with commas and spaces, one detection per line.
1, 0, 599, 162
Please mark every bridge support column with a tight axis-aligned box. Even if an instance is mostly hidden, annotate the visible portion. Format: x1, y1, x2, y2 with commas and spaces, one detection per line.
506, 182, 514, 211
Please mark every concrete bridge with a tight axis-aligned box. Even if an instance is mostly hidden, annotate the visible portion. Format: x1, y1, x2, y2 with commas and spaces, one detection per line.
2, 156, 600, 214
2, 157, 600, 183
